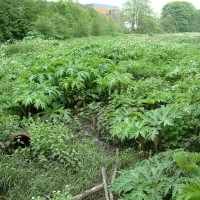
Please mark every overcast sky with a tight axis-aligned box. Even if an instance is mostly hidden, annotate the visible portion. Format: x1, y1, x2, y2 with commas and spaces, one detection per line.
78, 0, 200, 13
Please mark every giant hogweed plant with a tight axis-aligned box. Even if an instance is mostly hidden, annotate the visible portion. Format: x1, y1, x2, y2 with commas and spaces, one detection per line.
0, 35, 199, 144
176, 182, 200, 200
36, 103, 72, 123
11, 82, 62, 116
110, 105, 183, 157
110, 151, 200, 200
96, 71, 134, 96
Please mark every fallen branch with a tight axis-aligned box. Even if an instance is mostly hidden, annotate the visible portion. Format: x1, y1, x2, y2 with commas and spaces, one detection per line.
102, 167, 110, 200
73, 150, 120, 200
73, 183, 104, 200
110, 148, 120, 200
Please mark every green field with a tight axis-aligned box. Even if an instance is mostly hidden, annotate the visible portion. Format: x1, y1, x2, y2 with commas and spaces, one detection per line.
0, 33, 200, 200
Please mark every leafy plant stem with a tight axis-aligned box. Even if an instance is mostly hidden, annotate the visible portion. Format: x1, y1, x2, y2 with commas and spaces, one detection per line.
139, 135, 149, 159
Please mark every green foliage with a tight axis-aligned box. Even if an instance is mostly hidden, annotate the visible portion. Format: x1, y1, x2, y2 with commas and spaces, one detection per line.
0, 154, 70, 200
122, 0, 154, 32
0, 0, 28, 41
137, 15, 162, 34
144, 105, 180, 127
0, 113, 21, 150
91, 14, 107, 36
24, 31, 44, 40
173, 152, 200, 173
12, 82, 62, 113
176, 182, 200, 200
26, 119, 78, 167
0, 0, 122, 42
1, 34, 199, 150
194, 10, 200, 32
109, 104, 183, 151
37, 103, 72, 123
110, 151, 200, 200
0, 127, 138, 200
33, 16, 56, 38
32, 185, 72, 200
0, 113, 21, 135
97, 72, 133, 93
51, 14, 74, 39
161, 1, 197, 32
1, 34, 200, 199
0, 0, 49, 42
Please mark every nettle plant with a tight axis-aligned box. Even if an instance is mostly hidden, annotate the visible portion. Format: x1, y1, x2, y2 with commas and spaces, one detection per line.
25, 119, 79, 169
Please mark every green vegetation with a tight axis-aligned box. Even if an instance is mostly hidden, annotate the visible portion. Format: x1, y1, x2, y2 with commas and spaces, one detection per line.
122, 0, 161, 33
111, 150, 200, 200
122, 0, 200, 34
0, 32, 200, 199
0, 0, 122, 42
1, 0, 200, 43
161, 1, 199, 32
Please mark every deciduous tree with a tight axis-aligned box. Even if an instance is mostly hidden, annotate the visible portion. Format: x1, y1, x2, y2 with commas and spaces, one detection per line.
122, 0, 152, 31
161, 1, 196, 32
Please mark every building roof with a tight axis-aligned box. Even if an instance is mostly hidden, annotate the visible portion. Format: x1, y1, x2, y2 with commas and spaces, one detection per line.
85, 3, 119, 11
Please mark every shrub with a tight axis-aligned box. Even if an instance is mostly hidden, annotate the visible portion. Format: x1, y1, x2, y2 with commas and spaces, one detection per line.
33, 16, 56, 38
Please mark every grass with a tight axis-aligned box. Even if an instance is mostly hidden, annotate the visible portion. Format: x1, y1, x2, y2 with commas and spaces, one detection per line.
0, 138, 138, 199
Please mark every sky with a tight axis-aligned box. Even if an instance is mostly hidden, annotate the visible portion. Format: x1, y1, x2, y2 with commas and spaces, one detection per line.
78, 0, 200, 13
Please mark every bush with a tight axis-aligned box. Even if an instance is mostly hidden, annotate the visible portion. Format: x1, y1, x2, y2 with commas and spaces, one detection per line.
24, 31, 44, 40
33, 16, 56, 38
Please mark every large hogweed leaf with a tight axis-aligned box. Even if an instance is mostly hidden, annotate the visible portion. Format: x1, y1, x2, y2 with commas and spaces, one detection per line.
176, 182, 200, 200
110, 151, 200, 200
110, 115, 159, 141
59, 77, 85, 90
172, 152, 200, 173
37, 103, 71, 122
12, 82, 62, 109
109, 105, 182, 146
110, 153, 178, 200
96, 71, 133, 92
143, 105, 181, 127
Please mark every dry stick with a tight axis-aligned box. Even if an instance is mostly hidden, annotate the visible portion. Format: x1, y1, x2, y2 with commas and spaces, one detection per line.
72, 150, 119, 200
73, 183, 104, 200
102, 167, 110, 200
109, 148, 120, 200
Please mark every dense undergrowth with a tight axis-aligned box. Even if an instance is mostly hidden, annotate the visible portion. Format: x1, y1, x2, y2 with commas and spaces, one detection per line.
0, 33, 200, 199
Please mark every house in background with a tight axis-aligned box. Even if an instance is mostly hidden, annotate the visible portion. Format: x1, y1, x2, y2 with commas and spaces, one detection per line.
84, 3, 119, 21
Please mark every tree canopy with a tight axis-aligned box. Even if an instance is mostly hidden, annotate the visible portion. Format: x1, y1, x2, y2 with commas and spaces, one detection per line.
161, 1, 197, 32
0, 0, 122, 42
122, 0, 152, 31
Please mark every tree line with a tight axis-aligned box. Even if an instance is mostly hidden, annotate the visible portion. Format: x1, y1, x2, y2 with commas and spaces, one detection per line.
0, 0, 200, 42
0, 0, 123, 42
122, 0, 200, 33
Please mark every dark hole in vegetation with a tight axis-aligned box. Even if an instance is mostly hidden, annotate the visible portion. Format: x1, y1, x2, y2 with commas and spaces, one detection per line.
13, 133, 31, 149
